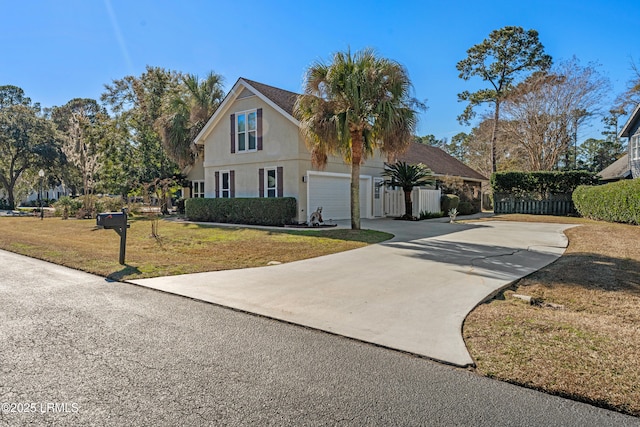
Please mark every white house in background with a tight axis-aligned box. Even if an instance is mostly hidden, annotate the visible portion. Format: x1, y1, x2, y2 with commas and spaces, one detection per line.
183, 78, 488, 223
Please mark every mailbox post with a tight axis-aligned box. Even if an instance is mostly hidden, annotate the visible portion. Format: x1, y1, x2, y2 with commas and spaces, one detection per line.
96, 208, 130, 265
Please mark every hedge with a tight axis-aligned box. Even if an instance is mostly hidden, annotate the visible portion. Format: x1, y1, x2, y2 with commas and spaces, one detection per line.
185, 197, 297, 226
573, 180, 640, 225
441, 194, 460, 213
492, 171, 598, 198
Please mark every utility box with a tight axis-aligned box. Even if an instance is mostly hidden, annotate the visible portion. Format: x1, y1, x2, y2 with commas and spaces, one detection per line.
97, 212, 127, 229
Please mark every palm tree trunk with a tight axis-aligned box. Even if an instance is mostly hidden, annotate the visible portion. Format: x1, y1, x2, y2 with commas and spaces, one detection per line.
350, 131, 364, 230
404, 189, 413, 219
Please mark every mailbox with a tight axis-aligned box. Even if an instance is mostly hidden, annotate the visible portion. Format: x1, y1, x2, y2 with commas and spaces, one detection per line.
97, 212, 127, 229
96, 208, 130, 265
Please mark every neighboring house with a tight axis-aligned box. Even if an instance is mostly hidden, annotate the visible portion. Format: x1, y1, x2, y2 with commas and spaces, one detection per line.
185, 78, 487, 223
611, 103, 640, 180
598, 154, 632, 182
23, 184, 72, 203
393, 142, 488, 196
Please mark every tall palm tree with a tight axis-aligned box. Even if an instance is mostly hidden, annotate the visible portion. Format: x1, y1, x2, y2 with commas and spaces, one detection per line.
382, 161, 434, 219
294, 48, 422, 229
155, 72, 224, 168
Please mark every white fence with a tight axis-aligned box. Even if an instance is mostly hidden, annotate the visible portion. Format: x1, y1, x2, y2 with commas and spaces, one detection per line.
384, 188, 441, 217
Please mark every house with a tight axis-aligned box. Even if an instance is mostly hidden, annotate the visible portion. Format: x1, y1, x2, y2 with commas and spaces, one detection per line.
605, 103, 640, 181
185, 78, 488, 223
598, 154, 632, 182
393, 142, 488, 196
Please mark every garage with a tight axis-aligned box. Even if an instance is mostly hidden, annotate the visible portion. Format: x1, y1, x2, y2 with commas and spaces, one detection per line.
306, 171, 372, 221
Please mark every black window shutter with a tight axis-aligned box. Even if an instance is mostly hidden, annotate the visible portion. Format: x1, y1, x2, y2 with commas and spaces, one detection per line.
258, 168, 264, 198
277, 166, 283, 197
214, 172, 220, 198
257, 108, 263, 151
230, 114, 236, 153
230, 170, 235, 198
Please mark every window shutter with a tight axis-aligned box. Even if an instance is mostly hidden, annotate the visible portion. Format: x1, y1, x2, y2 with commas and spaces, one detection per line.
277, 166, 283, 197
230, 114, 236, 153
258, 168, 264, 198
257, 108, 263, 151
214, 171, 220, 198
230, 170, 235, 198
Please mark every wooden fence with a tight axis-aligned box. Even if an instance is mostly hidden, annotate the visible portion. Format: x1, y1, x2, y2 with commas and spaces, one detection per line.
385, 188, 441, 217
494, 198, 576, 215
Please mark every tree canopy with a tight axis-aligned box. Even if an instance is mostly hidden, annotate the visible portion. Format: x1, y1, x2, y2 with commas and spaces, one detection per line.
457, 26, 552, 172
295, 48, 423, 229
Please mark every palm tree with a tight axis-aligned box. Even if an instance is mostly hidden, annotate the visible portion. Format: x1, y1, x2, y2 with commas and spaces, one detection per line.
383, 162, 434, 219
294, 48, 422, 229
155, 72, 224, 168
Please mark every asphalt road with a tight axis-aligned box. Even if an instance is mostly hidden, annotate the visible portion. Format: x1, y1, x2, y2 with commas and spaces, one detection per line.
1, 249, 638, 426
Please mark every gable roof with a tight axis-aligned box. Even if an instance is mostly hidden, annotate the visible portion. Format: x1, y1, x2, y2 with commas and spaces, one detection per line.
194, 77, 300, 144
240, 78, 298, 116
395, 143, 488, 182
598, 154, 631, 181
619, 103, 640, 138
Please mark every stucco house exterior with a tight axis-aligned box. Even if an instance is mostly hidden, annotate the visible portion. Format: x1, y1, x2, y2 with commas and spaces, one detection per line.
601, 103, 640, 181
184, 78, 488, 223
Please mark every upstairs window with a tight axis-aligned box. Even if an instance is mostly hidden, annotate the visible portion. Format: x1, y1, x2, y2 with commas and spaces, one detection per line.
632, 135, 640, 160
237, 110, 257, 152
230, 109, 262, 153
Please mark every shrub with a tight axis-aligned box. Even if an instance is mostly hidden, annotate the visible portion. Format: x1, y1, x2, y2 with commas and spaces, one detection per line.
176, 199, 186, 215
185, 197, 297, 226
53, 196, 82, 218
441, 194, 459, 213
95, 196, 125, 213
419, 211, 444, 220
458, 200, 475, 215
573, 180, 640, 224
0, 198, 10, 210
492, 171, 598, 198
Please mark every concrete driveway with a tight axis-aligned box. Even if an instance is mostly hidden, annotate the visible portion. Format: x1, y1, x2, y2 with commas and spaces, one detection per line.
130, 218, 575, 367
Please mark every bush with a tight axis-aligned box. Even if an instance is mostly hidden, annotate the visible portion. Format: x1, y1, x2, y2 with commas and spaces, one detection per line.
441, 194, 459, 213
419, 211, 444, 220
95, 196, 125, 213
573, 180, 640, 224
185, 197, 297, 226
0, 198, 10, 210
458, 200, 475, 215
492, 171, 598, 198
176, 199, 186, 215
53, 196, 82, 218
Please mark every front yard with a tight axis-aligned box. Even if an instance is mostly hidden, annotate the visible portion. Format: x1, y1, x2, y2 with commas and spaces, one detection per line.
0, 216, 391, 280
464, 215, 640, 416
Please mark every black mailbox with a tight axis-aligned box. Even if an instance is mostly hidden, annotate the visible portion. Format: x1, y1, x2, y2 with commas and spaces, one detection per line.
97, 212, 127, 229
96, 208, 130, 265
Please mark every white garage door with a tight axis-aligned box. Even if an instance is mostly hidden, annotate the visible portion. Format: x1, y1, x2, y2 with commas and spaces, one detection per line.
307, 172, 371, 221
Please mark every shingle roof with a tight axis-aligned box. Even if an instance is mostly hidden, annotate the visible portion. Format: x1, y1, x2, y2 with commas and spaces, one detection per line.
240, 78, 299, 117
598, 154, 631, 181
395, 143, 488, 182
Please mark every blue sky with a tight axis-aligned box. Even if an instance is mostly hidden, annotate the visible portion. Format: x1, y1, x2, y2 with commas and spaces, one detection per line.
2, 0, 638, 142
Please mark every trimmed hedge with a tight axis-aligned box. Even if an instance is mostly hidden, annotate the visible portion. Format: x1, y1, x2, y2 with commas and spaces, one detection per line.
492, 171, 598, 197
573, 180, 640, 225
441, 194, 460, 213
185, 197, 297, 226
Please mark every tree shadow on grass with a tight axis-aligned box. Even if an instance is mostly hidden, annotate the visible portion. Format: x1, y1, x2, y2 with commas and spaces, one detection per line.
107, 265, 142, 281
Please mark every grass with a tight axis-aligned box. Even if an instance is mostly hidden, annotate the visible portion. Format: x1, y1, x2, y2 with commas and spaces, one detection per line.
464, 214, 640, 416
0, 216, 392, 280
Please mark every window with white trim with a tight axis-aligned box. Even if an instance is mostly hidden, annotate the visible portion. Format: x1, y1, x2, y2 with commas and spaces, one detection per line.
236, 110, 257, 152
266, 168, 277, 198
192, 181, 204, 198
220, 171, 231, 198
632, 134, 640, 160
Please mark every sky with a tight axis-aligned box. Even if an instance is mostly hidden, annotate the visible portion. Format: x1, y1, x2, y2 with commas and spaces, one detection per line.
2, 0, 639, 143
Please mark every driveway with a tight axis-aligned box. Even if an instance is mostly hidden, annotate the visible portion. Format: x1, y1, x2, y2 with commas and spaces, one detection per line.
130, 218, 575, 367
